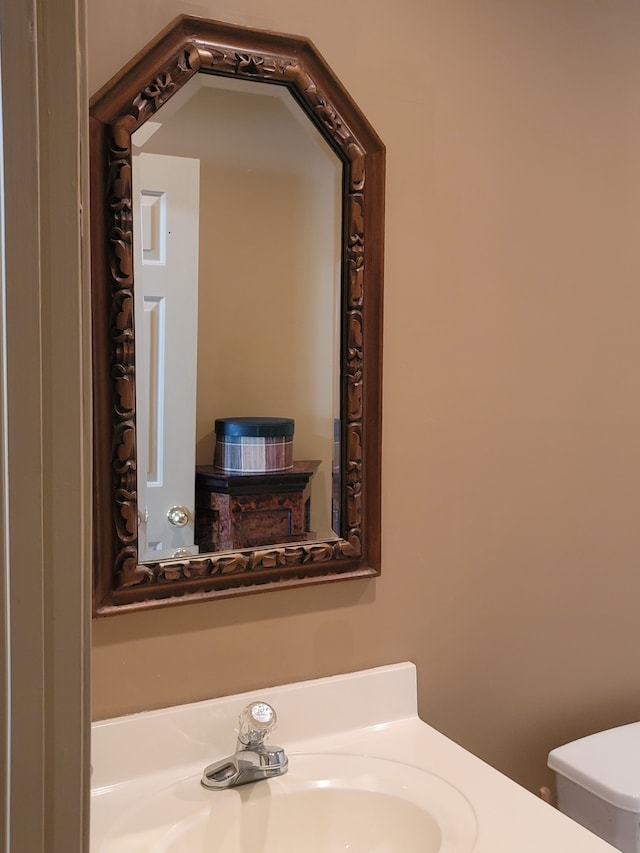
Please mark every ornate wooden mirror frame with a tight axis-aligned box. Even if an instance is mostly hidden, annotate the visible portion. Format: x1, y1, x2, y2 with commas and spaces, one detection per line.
90, 15, 385, 615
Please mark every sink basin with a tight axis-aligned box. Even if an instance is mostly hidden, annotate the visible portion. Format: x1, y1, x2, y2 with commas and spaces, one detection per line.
94, 754, 477, 852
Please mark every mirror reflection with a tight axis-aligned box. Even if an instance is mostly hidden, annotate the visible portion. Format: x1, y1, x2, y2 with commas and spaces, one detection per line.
90, 14, 384, 614
131, 73, 343, 561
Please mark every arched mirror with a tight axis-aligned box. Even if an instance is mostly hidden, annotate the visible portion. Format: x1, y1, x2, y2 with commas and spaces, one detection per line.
90, 15, 384, 614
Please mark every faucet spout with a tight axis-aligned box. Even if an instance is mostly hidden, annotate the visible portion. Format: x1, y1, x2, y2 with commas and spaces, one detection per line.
201, 758, 241, 789
201, 702, 288, 791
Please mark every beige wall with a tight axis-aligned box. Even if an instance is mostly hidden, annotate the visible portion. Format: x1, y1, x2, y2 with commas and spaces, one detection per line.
90, 0, 640, 794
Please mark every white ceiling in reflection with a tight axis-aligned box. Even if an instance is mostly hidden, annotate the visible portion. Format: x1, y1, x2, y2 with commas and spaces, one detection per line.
132, 72, 339, 177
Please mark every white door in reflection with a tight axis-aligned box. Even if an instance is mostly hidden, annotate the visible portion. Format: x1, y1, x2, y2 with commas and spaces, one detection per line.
133, 152, 200, 559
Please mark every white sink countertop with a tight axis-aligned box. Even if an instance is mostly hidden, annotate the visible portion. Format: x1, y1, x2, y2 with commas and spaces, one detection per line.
91, 662, 617, 852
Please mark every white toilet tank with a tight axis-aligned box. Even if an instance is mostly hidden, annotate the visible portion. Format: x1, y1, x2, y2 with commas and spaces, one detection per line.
548, 722, 640, 853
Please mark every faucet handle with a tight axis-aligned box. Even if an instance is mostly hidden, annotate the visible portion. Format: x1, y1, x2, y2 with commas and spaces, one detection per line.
237, 701, 277, 746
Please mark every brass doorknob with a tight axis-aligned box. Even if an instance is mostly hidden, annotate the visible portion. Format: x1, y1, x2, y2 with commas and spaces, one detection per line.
167, 505, 190, 527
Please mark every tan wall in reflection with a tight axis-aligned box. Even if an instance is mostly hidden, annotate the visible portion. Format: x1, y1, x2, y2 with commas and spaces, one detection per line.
195, 163, 338, 538
89, 0, 640, 795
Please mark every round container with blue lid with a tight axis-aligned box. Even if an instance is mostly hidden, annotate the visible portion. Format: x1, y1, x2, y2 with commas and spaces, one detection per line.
213, 417, 294, 473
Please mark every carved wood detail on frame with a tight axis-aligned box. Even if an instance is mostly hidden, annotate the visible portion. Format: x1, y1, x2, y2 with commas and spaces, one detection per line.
91, 16, 384, 613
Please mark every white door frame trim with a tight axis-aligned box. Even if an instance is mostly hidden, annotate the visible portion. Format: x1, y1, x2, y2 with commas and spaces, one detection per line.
0, 0, 90, 850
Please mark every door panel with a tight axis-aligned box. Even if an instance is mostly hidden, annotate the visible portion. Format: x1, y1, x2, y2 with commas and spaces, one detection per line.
133, 152, 200, 559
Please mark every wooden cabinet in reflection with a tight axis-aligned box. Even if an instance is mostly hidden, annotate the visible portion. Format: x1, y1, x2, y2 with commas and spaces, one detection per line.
194, 461, 320, 552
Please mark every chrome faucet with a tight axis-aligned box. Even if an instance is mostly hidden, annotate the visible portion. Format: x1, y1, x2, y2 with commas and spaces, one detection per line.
201, 701, 288, 790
